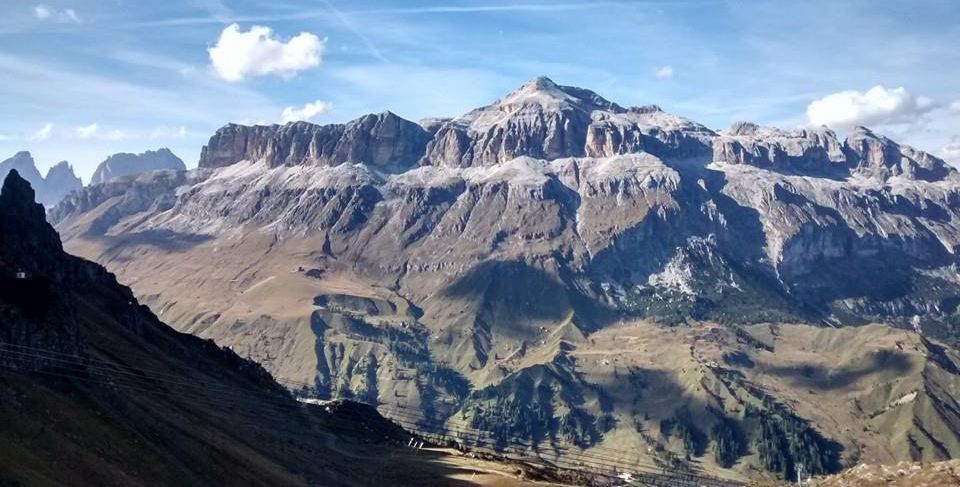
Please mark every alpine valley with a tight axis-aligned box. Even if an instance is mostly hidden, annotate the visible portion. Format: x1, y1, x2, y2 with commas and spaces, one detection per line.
49, 77, 960, 481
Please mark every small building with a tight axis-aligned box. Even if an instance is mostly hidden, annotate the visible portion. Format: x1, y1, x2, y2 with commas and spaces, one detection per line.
15, 270, 27, 279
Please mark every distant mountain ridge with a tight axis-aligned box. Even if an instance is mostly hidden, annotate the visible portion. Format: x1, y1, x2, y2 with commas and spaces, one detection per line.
0, 151, 81, 206
1, 148, 187, 208
89, 147, 186, 184
196, 76, 953, 181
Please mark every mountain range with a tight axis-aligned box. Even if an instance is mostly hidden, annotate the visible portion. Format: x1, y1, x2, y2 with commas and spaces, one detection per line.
0, 152, 82, 207
0, 148, 185, 208
48, 77, 960, 481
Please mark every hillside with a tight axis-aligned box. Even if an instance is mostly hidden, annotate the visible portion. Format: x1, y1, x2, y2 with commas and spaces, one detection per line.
0, 169, 561, 486
810, 459, 960, 486
48, 77, 960, 481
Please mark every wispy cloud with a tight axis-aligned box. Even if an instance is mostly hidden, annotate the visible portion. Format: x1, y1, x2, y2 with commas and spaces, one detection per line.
34, 4, 81, 23
942, 136, 960, 164
30, 123, 53, 141
74, 123, 129, 140
150, 126, 188, 139
654, 65, 674, 80
360, 2, 649, 15
0, 53, 279, 126
75, 123, 98, 138
321, 0, 388, 62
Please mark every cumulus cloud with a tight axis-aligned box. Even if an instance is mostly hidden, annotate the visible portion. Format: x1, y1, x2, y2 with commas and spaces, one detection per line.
654, 65, 674, 79
806, 85, 936, 129
208, 24, 325, 82
951, 100, 960, 114
75, 123, 98, 138
34, 5, 80, 23
29, 123, 53, 141
281, 100, 331, 123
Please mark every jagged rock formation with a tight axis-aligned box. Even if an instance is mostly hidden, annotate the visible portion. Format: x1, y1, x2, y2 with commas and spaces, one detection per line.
0, 152, 44, 188
49, 77, 960, 481
713, 122, 847, 174
42, 160, 84, 204
0, 151, 81, 206
89, 148, 186, 185
198, 112, 430, 172
423, 76, 715, 167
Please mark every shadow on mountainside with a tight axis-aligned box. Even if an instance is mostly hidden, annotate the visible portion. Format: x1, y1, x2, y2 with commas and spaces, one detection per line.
95, 229, 214, 254
771, 184, 955, 309
759, 349, 914, 391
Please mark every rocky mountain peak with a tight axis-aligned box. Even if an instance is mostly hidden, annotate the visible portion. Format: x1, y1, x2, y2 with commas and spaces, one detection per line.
41, 160, 83, 205
627, 104, 664, 114
1, 150, 41, 176
46, 160, 74, 174
0, 170, 63, 261
845, 126, 953, 181
423, 76, 713, 166
89, 148, 186, 185
0, 150, 69, 206
475, 76, 624, 120
9, 150, 33, 162
45, 160, 81, 184
726, 121, 761, 136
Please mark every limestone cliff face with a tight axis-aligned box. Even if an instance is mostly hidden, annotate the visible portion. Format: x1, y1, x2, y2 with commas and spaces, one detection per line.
712, 122, 847, 173
198, 112, 431, 172
845, 126, 953, 181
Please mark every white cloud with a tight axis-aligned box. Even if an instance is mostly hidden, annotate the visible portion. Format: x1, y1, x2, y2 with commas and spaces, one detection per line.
942, 137, 960, 165
75, 123, 98, 138
34, 5, 80, 23
150, 126, 188, 139
33, 5, 50, 19
71, 123, 129, 140
281, 100, 331, 123
208, 24, 325, 82
654, 65, 674, 79
29, 123, 53, 141
951, 100, 960, 114
103, 129, 127, 140
806, 85, 936, 129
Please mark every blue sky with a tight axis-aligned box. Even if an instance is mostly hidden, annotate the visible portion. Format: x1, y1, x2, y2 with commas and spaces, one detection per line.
1, 0, 959, 181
